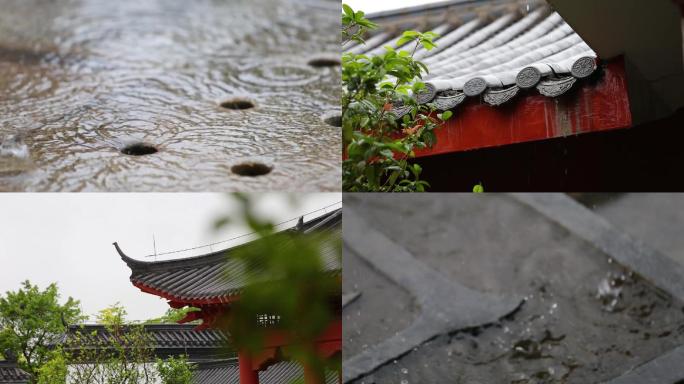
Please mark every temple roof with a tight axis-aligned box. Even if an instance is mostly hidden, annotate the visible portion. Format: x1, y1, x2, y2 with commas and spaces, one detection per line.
117, 209, 342, 304
0, 361, 30, 384
57, 324, 232, 361
193, 359, 338, 384
54, 324, 338, 384
347, 0, 599, 115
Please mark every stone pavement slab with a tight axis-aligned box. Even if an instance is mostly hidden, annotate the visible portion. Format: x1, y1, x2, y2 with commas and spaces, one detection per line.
343, 194, 684, 384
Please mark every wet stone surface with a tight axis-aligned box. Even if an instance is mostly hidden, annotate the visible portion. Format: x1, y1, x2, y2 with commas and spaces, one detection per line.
344, 194, 684, 384
593, 194, 684, 268
0, 0, 340, 191
342, 244, 419, 359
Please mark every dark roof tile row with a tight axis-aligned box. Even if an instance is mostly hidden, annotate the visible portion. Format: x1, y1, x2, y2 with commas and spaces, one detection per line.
59, 324, 232, 360
117, 209, 341, 303
193, 359, 339, 384
0, 362, 30, 384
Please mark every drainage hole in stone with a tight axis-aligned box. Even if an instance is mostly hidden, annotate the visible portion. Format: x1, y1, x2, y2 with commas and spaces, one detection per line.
220, 98, 255, 110
121, 143, 158, 156
308, 57, 340, 68
323, 114, 342, 127
231, 162, 272, 177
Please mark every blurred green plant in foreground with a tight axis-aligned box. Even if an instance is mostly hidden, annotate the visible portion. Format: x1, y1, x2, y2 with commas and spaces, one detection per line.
214, 194, 341, 383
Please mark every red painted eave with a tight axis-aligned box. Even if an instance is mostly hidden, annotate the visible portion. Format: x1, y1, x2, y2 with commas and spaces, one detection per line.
132, 280, 240, 306
414, 57, 633, 158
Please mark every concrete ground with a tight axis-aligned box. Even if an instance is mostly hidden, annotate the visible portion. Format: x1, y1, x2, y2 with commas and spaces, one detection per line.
593, 194, 684, 267
343, 194, 684, 384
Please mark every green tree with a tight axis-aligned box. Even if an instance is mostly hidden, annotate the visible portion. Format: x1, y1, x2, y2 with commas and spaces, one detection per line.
342, 4, 452, 192
36, 349, 67, 384
0, 280, 84, 380
156, 355, 194, 384
38, 303, 195, 384
145, 307, 201, 325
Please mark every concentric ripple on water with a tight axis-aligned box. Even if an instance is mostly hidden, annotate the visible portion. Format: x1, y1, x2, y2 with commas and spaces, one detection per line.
0, 0, 340, 191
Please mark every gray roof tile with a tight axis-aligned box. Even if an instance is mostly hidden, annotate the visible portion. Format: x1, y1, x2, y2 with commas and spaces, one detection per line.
0, 362, 30, 384
59, 324, 232, 360
193, 359, 339, 384
348, 0, 599, 116
116, 209, 341, 303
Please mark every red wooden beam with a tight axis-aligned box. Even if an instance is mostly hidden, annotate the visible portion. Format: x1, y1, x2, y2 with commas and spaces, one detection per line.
415, 57, 632, 158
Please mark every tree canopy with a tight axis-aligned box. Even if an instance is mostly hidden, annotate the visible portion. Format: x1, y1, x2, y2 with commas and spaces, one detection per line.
0, 280, 85, 379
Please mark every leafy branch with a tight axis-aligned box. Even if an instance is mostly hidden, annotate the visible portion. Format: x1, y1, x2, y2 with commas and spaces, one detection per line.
341, 4, 452, 192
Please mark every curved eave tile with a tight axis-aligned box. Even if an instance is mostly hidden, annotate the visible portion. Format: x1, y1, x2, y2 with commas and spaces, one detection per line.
355, 4, 601, 119
389, 58, 599, 119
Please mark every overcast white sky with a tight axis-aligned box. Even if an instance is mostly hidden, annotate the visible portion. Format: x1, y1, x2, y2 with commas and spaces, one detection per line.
345, 0, 448, 15
0, 193, 340, 322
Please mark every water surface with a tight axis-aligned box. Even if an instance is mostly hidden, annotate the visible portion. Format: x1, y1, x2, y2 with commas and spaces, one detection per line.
0, 0, 340, 191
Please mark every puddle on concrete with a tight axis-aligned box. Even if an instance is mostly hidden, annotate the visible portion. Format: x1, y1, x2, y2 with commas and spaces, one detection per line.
0, 0, 340, 191
346, 195, 684, 384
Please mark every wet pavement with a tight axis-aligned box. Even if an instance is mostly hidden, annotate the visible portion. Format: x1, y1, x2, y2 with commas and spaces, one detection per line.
592, 194, 684, 268
343, 194, 684, 384
0, 0, 340, 191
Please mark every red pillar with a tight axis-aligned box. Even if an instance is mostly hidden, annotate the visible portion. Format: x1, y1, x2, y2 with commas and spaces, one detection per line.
238, 351, 259, 384
303, 363, 324, 384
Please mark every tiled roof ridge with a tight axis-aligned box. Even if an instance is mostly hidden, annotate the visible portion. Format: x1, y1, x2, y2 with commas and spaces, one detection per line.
346, 1, 600, 118
194, 358, 238, 369
0, 360, 31, 383
57, 324, 230, 352
65, 323, 214, 332
367, 0, 546, 22
116, 208, 341, 273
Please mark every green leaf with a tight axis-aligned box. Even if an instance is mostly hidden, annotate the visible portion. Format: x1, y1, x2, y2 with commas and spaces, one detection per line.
473, 183, 485, 193
401, 30, 420, 38
441, 110, 453, 121
380, 149, 394, 159
396, 36, 415, 47
342, 4, 354, 17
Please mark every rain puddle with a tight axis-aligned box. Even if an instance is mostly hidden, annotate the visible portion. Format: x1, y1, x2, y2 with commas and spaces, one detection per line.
0, 0, 340, 191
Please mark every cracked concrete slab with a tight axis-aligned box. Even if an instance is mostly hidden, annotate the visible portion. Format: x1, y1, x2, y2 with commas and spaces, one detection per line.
514, 193, 684, 303
343, 194, 684, 384
602, 345, 684, 384
592, 194, 684, 268
343, 244, 418, 359
343, 207, 522, 383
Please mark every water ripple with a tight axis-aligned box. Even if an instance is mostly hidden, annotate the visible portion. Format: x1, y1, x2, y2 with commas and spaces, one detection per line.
0, 0, 340, 191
